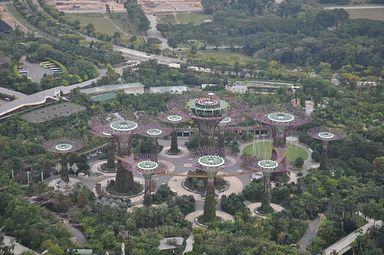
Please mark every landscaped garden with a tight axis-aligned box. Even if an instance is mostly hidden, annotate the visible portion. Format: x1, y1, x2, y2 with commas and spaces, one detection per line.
242, 140, 309, 162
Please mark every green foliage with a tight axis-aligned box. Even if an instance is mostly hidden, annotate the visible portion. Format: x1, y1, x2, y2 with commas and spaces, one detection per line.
294, 157, 304, 169
124, 0, 149, 31
243, 179, 264, 202
220, 193, 248, 215
152, 184, 174, 204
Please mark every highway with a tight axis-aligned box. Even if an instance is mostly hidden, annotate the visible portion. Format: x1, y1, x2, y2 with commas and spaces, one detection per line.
324, 5, 384, 9
324, 216, 383, 255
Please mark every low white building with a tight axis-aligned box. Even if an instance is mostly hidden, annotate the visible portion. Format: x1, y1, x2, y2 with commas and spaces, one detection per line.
149, 86, 188, 94
80, 83, 145, 95
226, 84, 248, 94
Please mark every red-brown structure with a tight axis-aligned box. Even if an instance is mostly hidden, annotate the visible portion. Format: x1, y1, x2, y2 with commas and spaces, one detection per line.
307, 127, 346, 170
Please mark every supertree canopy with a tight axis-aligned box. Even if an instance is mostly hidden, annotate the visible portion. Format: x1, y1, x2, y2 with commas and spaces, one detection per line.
136, 122, 173, 160
250, 104, 312, 172
168, 93, 247, 149
89, 112, 153, 194
242, 155, 285, 213
193, 147, 225, 222
43, 138, 83, 184
307, 127, 346, 170
158, 110, 191, 154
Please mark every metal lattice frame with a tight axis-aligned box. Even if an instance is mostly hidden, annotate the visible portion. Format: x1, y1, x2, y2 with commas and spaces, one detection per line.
250, 104, 312, 172
158, 110, 192, 154
168, 93, 248, 149
89, 112, 156, 193
241, 154, 285, 209
307, 127, 346, 170
136, 122, 173, 160
43, 138, 84, 184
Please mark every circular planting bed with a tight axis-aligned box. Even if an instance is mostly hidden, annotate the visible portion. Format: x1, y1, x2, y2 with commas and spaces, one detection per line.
183, 173, 229, 194
99, 163, 116, 173
105, 180, 143, 197
166, 148, 182, 155
196, 215, 223, 225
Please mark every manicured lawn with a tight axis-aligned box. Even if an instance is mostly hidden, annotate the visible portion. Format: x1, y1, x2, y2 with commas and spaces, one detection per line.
193, 50, 255, 67
64, 13, 120, 35
242, 141, 309, 162
108, 13, 137, 35
176, 13, 211, 25
157, 12, 211, 25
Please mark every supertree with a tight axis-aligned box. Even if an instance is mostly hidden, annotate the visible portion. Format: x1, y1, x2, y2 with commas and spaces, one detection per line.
43, 138, 83, 185
134, 160, 166, 206
89, 112, 152, 194
168, 93, 246, 149
250, 104, 312, 173
241, 155, 285, 213
193, 147, 225, 222
158, 111, 191, 154
217, 108, 246, 157
307, 127, 346, 170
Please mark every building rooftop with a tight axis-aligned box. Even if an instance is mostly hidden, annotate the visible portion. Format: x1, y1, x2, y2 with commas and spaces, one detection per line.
149, 86, 188, 94
158, 237, 184, 250
80, 83, 144, 95
21, 102, 86, 123
89, 92, 117, 102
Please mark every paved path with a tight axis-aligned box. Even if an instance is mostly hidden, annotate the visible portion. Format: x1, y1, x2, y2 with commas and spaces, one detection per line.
297, 217, 321, 251
183, 234, 194, 254
185, 210, 235, 224
324, 216, 383, 255
167, 171, 243, 201
146, 14, 168, 49
2, 235, 38, 254
0, 87, 27, 98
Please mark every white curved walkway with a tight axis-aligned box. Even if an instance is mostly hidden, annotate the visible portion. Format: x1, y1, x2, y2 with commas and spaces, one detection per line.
185, 210, 235, 224
167, 171, 243, 201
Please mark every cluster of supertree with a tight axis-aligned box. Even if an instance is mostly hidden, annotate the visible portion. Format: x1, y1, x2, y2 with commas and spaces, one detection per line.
250, 103, 312, 174
89, 112, 153, 194
167, 93, 248, 151
43, 138, 84, 185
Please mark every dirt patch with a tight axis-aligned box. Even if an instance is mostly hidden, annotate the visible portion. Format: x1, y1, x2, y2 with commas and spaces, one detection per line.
48, 0, 125, 12
139, 0, 202, 13
347, 9, 384, 21
0, 4, 28, 32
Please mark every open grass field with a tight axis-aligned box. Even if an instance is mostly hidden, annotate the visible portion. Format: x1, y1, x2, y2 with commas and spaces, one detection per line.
109, 13, 137, 35
64, 13, 120, 35
347, 9, 384, 21
242, 141, 309, 163
192, 50, 255, 67
158, 12, 211, 25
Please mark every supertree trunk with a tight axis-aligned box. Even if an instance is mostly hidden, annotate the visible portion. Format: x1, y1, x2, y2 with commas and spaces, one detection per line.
106, 139, 116, 169
218, 128, 225, 157
115, 159, 134, 193
271, 127, 287, 175
61, 154, 69, 184
203, 176, 216, 222
262, 172, 271, 209
197, 120, 217, 148
320, 142, 328, 170
143, 175, 152, 206
169, 126, 180, 153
